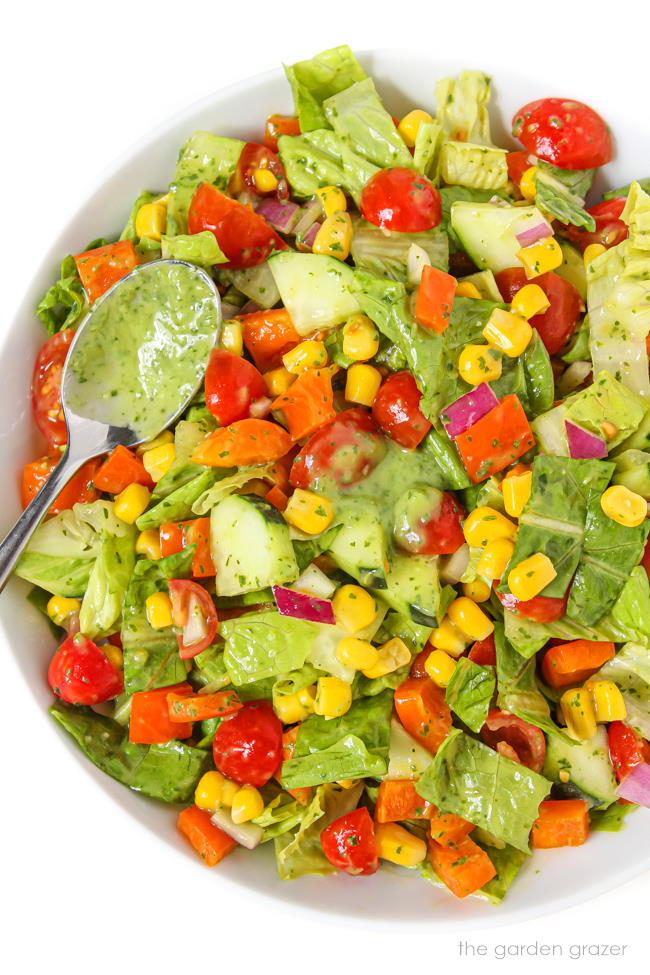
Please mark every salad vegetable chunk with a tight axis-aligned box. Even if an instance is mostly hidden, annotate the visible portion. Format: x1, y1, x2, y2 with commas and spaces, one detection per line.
21, 44, 650, 903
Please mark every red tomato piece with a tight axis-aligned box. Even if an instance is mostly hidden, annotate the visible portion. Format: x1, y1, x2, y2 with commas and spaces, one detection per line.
506, 150, 534, 186
129, 682, 193, 744
608, 721, 650, 782
264, 114, 301, 153
512, 98, 613, 170
393, 486, 465, 555
168, 580, 218, 659
394, 676, 452, 754
212, 700, 283, 786
480, 709, 546, 773
360, 167, 442, 232
240, 308, 300, 372
410, 648, 430, 678
566, 198, 629, 253
372, 371, 432, 449
21, 455, 99, 513
188, 182, 286, 269
290, 408, 387, 490
468, 634, 496, 666
495, 268, 582, 356
205, 349, 267, 426
74, 240, 137, 304
231, 142, 288, 199
159, 521, 184, 558
320, 807, 379, 876
496, 588, 568, 622
48, 633, 123, 705
31, 329, 74, 446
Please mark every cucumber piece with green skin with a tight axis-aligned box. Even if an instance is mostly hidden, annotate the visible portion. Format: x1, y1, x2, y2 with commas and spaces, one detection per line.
373, 552, 441, 626
612, 450, 650, 499
211, 494, 298, 597
450, 201, 549, 273
328, 506, 389, 589
458, 268, 503, 302
268, 252, 360, 335
544, 726, 618, 808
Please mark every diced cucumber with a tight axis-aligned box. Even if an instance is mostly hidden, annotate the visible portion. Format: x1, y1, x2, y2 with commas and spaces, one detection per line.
384, 718, 433, 780
268, 252, 360, 335
374, 552, 441, 626
544, 726, 618, 808
458, 269, 503, 302
328, 505, 389, 589
450, 201, 548, 273
211, 494, 298, 597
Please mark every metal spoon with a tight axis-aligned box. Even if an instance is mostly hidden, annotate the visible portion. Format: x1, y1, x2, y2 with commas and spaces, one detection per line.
0, 259, 221, 591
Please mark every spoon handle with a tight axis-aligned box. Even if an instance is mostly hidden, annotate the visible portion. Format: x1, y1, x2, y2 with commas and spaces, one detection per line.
0, 448, 89, 592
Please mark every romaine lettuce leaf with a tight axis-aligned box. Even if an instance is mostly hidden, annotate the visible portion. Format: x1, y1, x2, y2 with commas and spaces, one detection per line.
136, 468, 218, 529
323, 78, 413, 170
79, 527, 136, 639
284, 45, 367, 132
221, 609, 318, 685
413, 120, 444, 182
435, 71, 496, 145
167, 131, 244, 234
604, 178, 650, 200
422, 429, 472, 490
595, 641, 650, 738
35, 253, 86, 336
191, 464, 274, 516
278, 129, 378, 205
444, 657, 495, 732
477, 843, 528, 902
274, 781, 363, 879
590, 803, 636, 832
119, 190, 159, 242
416, 728, 551, 852
350, 219, 449, 280
160, 231, 226, 268
217, 263, 281, 309
533, 162, 595, 230
439, 141, 508, 190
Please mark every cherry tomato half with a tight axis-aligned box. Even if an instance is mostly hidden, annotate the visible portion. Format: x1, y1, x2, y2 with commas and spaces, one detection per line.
512, 98, 613, 170
188, 182, 286, 269
506, 150, 534, 186
290, 408, 387, 490
480, 709, 546, 773
496, 587, 568, 623
205, 349, 268, 426
495, 268, 582, 356
372, 371, 432, 449
468, 634, 496, 666
264, 114, 301, 153
608, 721, 650, 782
32, 330, 74, 445
168, 579, 219, 659
320, 807, 379, 876
48, 633, 123, 705
21, 455, 99, 513
212, 700, 283, 787
231, 142, 288, 199
565, 198, 628, 253
393, 486, 465, 556
360, 167, 442, 232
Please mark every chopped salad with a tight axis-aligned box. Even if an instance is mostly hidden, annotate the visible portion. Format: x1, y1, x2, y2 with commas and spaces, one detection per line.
19, 44, 650, 902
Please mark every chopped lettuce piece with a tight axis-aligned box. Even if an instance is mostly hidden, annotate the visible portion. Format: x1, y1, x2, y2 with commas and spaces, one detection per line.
604, 178, 650, 200
435, 71, 496, 145
565, 370, 646, 448
351, 219, 448, 280
278, 129, 379, 205
590, 803, 637, 832
416, 729, 551, 852
595, 641, 650, 738
422, 428, 472, 490
191, 464, 275, 516
413, 120, 444, 182
533, 162, 595, 230
221, 609, 318, 685
439, 141, 508, 190
477, 844, 528, 903
167, 131, 244, 234
137, 469, 218, 529
217, 263, 280, 309
79, 526, 136, 639
323, 78, 413, 170
444, 657, 495, 732
284, 45, 367, 132
274, 782, 363, 879
119, 190, 160, 242
160, 231, 226, 268
35, 253, 86, 336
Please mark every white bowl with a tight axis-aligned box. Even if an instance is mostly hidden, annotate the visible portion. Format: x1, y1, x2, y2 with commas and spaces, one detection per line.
2, 49, 649, 927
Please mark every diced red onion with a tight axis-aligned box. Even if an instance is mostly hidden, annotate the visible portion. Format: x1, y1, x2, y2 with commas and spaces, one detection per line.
516, 221, 553, 248
256, 198, 301, 234
239, 300, 262, 316
211, 808, 263, 849
565, 420, 608, 459
273, 585, 336, 625
248, 396, 273, 419
440, 383, 499, 439
293, 200, 322, 238
299, 222, 321, 251
616, 762, 650, 807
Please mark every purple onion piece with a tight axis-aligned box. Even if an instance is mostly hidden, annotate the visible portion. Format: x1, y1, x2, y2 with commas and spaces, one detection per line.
256, 198, 301, 234
616, 762, 650, 807
272, 585, 336, 625
516, 221, 553, 248
565, 420, 608, 459
440, 383, 500, 439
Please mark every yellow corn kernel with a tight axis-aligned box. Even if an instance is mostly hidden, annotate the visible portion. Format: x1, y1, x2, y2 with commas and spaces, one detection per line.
312, 210, 353, 260
519, 166, 538, 201
332, 584, 377, 634
220, 779, 240, 807
136, 529, 162, 560
195, 771, 227, 811
424, 649, 457, 688
517, 236, 563, 279
135, 430, 174, 456
145, 591, 173, 629
135, 200, 167, 241
362, 637, 411, 680
316, 185, 347, 218
104, 644, 123, 670
477, 537, 515, 581
345, 363, 382, 406
342, 315, 379, 361
463, 506, 518, 548
263, 366, 295, 396
376, 822, 427, 866
510, 283, 550, 320
142, 443, 176, 483
507, 552, 557, 601
429, 618, 469, 657
482, 308, 533, 358
462, 579, 491, 603
298, 685, 317, 709
601, 420, 618, 442
600, 485, 647, 527
457, 344, 502, 385
252, 167, 279, 193
272, 688, 313, 724
114, 483, 151, 524
314, 676, 352, 719
397, 109, 434, 147
560, 687, 597, 741
584, 243, 607, 266
282, 340, 328, 374
220, 320, 244, 356
502, 470, 533, 519
337, 778, 358, 789
584, 679, 627, 723
283, 488, 334, 535
231, 784, 265, 824
455, 281, 483, 300
335, 637, 379, 671
46, 596, 81, 627
447, 597, 494, 641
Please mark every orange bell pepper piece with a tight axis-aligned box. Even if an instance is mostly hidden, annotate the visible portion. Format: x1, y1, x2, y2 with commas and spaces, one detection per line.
541, 640, 615, 689
94, 444, 153, 494
74, 240, 138, 304
177, 806, 237, 866
393, 676, 452, 754
191, 418, 292, 467
374, 780, 435, 823
428, 835, 497, 898
414, 265, 457, 333
241, 308, 300, 372
270, 367, 336, 441
129, 682, 193, 744
428, 811, 475, 847
275, 726, 311, 806
167, 689, 242, 724
531, 799, 589, 849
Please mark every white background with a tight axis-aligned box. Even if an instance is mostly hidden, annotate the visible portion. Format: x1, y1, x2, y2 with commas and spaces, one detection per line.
2, 1, 649, 971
